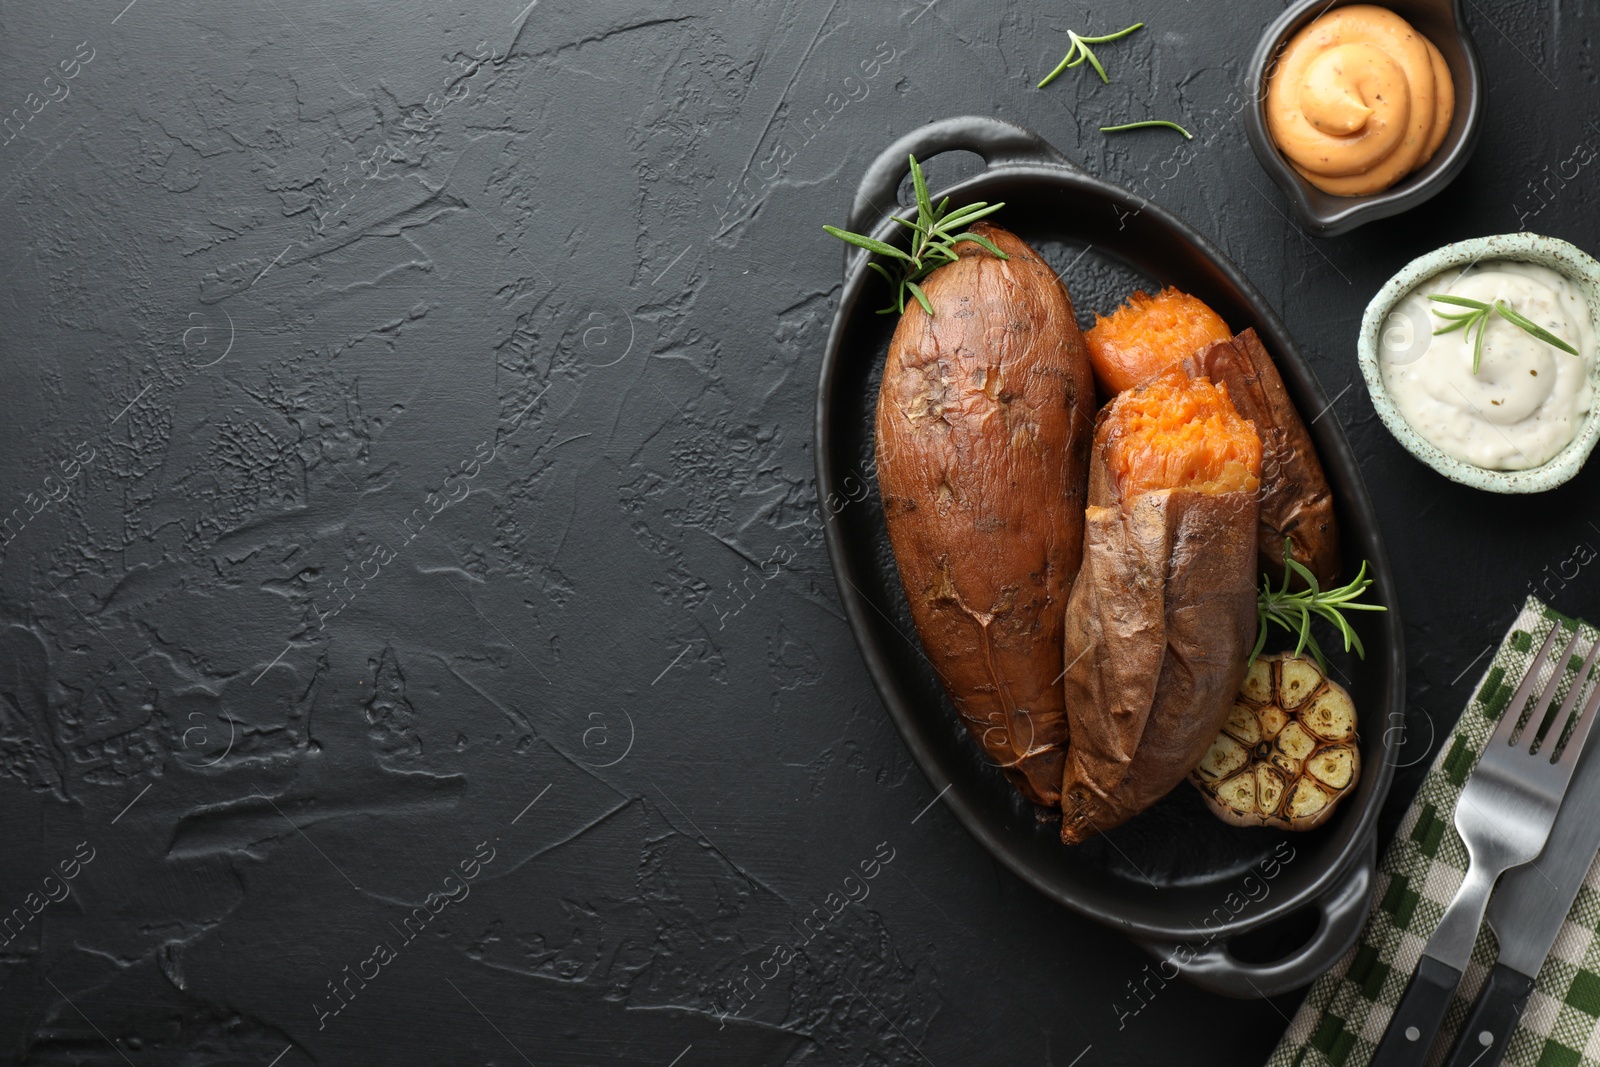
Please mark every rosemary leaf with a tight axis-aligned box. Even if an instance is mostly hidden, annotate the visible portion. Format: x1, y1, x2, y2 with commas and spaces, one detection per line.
1100, 119, 1193, 139
1427, 294, 1486, 309
1083, 46, 1110, 84
823, 226, 913, 261
1081, 23, 1144, 44
1495, 301, 1580, 355
910, 156, 934, 223
1250, 615, 1270, 665
906, 281, 933, 316
1284, 555, 1321, 594
951, 232, 1006, 257
938, 201, 1006, 229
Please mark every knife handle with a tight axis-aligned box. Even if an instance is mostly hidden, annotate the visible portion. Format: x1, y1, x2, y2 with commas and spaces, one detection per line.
1441, 963, 1536, 1067
1370, 955, 1464, 1067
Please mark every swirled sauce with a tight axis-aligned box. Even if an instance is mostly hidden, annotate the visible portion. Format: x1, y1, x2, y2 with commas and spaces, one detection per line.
1266, 5, 1454, 196
1378, 263, 1595, 470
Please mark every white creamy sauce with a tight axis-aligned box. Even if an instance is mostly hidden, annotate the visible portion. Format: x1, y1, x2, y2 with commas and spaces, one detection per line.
1378, 262, 1595, 470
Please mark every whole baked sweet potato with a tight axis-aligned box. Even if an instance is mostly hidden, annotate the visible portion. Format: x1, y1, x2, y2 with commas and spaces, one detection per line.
876, 222, 1096, 807
1182, 329, 1340, 588
1060, 372, 1262, 843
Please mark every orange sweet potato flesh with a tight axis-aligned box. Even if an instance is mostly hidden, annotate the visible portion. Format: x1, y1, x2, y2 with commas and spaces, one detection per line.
1100, 373, 1263, 499
1060, 372, 1261, 843
1182, 329, 1341, 587
876, 222, 1097, 807
1084, 288, 1233, 395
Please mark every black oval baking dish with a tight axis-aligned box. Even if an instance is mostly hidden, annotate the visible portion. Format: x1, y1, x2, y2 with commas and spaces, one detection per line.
815, 115, 1404, 997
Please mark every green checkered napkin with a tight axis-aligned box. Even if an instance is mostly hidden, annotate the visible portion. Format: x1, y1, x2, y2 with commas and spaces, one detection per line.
1269, 596, 1600, 1067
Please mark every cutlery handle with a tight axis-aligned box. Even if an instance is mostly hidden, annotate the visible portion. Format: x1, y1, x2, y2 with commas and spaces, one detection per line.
1369, 956, 1463, 1067
1441, 963, 1535, 1067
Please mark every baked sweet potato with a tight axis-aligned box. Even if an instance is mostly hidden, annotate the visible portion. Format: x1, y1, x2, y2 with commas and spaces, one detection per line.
1060, 372, 1262, 843
1182, 329, 1340, 588
876, 222, 1097, 807
1086, 284, 1341, 587
1084, 287, 1233, 395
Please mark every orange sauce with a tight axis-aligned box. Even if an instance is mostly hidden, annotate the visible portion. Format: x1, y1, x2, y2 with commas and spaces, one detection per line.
1265, 5, 1454, 196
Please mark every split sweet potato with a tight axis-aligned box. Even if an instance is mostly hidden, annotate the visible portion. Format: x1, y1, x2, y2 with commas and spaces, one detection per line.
1182, 329, 1341, 588
1088, 288, 1341, 587
1060, 372, 1262, 843
875, 222, 1097, 807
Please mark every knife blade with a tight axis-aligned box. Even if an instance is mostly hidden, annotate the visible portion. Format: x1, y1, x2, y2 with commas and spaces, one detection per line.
1442, 700, 1600, 1067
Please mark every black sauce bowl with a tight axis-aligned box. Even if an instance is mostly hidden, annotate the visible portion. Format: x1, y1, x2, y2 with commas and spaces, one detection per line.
1244, 0, 1485, 236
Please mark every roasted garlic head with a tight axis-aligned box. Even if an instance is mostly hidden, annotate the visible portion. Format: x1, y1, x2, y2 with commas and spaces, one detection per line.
1190, 653, 1360, 830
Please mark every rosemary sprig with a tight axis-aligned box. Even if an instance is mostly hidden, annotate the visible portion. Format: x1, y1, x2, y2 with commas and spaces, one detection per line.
1100, 119, 1193, 139
1038, 22, 1144, 87
1428, 294, 1579, 375
1252, 540, 1386, 672
823, 154, 1008, 317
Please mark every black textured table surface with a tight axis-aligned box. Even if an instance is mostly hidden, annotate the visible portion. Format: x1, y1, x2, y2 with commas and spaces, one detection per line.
2, 1, 1596, 1065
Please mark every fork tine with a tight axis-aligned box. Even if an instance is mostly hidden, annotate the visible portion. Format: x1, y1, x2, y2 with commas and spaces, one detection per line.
1556, 637, 1600, 766
1531, 629, 1588, 752
1546, 636, 1600, 757
1493, 625, 1565, 747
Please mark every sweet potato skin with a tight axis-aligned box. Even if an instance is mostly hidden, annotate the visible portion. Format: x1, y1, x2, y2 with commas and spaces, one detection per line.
875, 223, 1096, 807
1060, 419, 1260, 844
1183, 329, 1341, 587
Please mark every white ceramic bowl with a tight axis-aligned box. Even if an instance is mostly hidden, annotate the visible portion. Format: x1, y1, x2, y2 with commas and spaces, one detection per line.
1357, 233, 1600, 493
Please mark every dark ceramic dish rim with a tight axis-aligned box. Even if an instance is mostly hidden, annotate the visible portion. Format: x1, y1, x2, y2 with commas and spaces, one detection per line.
1243, 0, 1484, 236
815, 116, 1405, 994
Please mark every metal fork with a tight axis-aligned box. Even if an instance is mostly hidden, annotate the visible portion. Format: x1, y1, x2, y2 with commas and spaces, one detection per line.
1371, 624, 1600, 1067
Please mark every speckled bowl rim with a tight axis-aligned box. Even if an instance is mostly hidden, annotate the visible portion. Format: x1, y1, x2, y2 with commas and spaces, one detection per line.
1357, 233, 1600, 493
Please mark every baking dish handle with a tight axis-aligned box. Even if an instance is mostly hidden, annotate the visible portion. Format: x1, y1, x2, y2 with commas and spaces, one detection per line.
1131, 835, 1376, 999
844, 115, 1082, 274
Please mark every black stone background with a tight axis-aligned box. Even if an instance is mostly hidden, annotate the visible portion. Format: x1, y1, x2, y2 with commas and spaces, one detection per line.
0, 0, 1596, 1064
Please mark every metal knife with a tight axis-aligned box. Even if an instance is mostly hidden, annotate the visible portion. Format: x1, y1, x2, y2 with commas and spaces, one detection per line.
1442, 700, 1600, 1067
